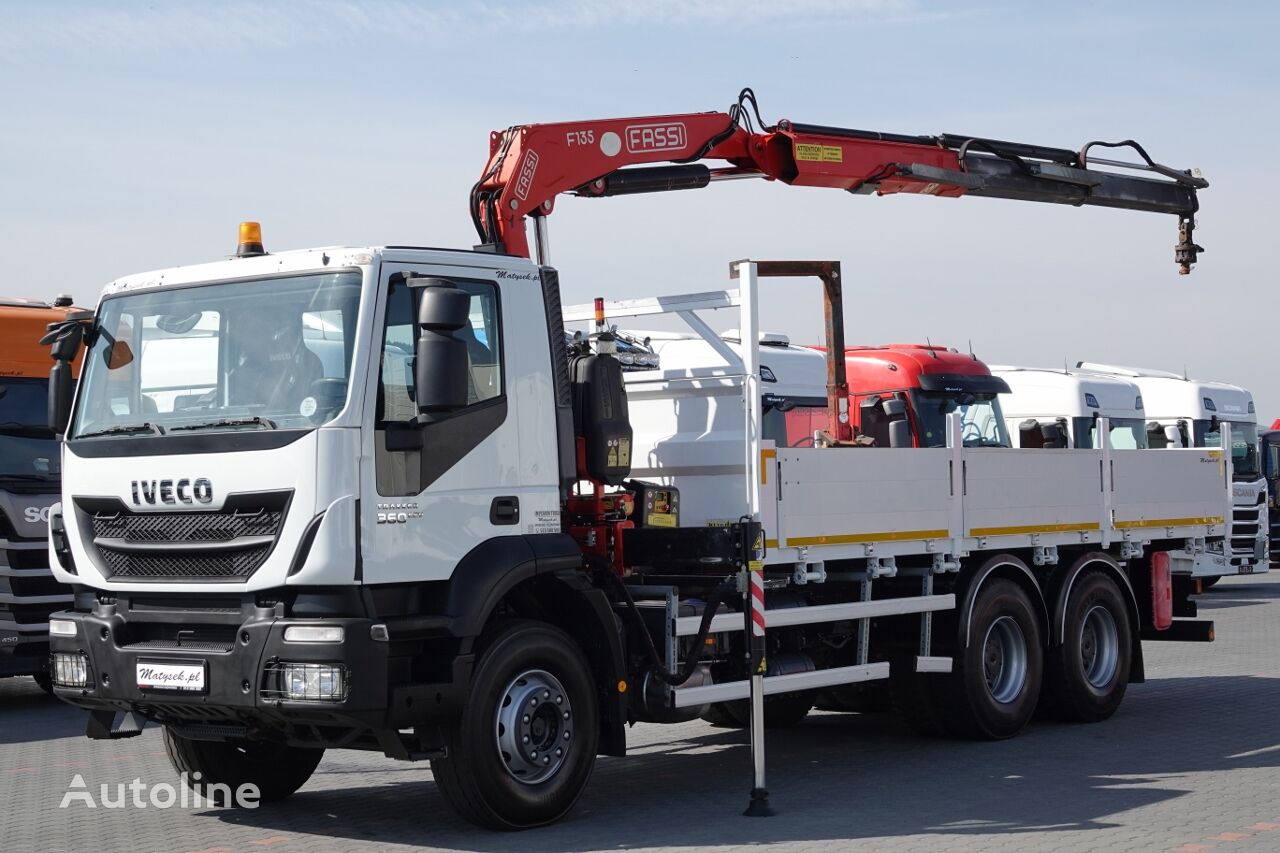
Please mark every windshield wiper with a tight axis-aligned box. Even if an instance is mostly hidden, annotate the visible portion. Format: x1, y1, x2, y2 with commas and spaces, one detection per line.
0, 422, 54, 437
0, 473, 56, 481
170, 416, 278, 432
76, 422, 167, 439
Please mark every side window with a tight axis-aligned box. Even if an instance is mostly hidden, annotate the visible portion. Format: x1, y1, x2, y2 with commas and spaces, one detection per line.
377, 277, 503, 425
859, 402, 891, 447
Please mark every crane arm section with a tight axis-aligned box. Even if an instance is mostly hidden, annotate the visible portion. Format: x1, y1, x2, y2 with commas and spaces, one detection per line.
472, 89, 1206, 273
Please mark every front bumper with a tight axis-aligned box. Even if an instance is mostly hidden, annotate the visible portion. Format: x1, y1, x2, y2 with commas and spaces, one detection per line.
48, 598, 471, 741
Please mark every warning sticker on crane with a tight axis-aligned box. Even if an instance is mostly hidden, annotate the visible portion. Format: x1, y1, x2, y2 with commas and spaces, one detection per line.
795, 143, 843, 163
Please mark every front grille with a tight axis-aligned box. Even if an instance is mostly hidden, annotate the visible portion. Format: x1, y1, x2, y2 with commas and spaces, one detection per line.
6, 574, 70, 598
76, 491, 291, 582
0, 602, 58, 625
123, 622, 238, 651
98, 546, 272, 580
124, 639, 235, 653
94, 509, 282, 543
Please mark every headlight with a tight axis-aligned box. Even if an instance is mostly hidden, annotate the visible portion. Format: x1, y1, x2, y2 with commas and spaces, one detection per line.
48, 619, 78, 638
52, 653, 89, 688
283, 625, 344, 644
280, 663, 346, 701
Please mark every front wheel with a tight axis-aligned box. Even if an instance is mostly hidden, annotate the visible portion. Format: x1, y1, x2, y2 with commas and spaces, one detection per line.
432, 620, 599, 830
1046, 571, 1132, 722
163, 728, 323, 804
31, 671, 55, 696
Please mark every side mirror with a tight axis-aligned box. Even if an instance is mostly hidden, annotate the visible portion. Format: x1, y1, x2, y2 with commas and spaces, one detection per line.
40, 317, 89, 434
883, 398, 907, 418
1040, 422, 1067, 448
1164, 425, 1184, 448
413, 279, 472, 421
49, 361, 74, 434
1019, 419, 1044, 449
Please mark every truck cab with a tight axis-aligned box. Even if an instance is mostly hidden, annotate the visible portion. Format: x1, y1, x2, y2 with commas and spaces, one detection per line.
992, 366, 1148, 450
1262, 422, 1280, 563
0, 297, 80, 691
1079, 363, 1268, 574
839, 344, 1011, 448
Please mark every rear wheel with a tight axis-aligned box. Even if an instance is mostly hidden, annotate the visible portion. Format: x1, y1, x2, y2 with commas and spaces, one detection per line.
432, 621, 598, 830
946, 578, 1043, 739
1046, 571, 1131, 722
163, 728, 323, 804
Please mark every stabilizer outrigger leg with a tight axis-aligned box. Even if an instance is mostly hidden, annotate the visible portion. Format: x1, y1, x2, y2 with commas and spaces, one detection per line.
740, 519, 775, 817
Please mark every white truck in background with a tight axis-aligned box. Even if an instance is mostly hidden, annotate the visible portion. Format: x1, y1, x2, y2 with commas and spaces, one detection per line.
1079, 364, 1267, 581
992, 366, 1147, 450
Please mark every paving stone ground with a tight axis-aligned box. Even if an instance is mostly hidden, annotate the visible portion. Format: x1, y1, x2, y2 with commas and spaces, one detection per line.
3, 573, 1280, 853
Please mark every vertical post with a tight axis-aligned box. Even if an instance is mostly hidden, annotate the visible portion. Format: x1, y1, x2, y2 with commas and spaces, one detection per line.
742, 519, 773, 817
737, 261, 763, 521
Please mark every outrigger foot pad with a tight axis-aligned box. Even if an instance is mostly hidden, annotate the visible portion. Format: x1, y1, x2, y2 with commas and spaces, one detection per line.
744, 787, 775, 817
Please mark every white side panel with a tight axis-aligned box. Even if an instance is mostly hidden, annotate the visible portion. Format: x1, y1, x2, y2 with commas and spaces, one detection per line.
776, 448, 952, 548
962, 448, 1102, 537
1111, 448, 1227, 531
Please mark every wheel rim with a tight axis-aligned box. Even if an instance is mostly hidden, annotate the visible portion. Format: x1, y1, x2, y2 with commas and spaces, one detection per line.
1079, 604, 1120, 688
982, 615, 1028, 704
494, 669, 573, 785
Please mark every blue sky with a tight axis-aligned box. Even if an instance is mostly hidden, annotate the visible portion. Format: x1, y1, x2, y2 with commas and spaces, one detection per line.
3, 1, 1277, 416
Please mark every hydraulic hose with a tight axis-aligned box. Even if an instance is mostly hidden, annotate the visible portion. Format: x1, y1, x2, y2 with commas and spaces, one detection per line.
596, 568, 737, 686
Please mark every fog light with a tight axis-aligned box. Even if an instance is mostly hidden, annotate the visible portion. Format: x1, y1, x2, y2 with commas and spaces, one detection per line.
280, 663, 346, 701
283, 625, 344, 644
52, 653, 89, 688
49, 619, 78, 638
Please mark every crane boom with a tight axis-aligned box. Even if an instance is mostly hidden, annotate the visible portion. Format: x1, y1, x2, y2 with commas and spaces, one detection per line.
472, 88, 1206, 272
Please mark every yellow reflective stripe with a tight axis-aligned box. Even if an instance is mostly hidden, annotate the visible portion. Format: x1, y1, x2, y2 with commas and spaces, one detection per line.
760, 449, 777, 485
785, 529, 948, 547
1114, 516, 1223, 529
969, 522, 1100, 537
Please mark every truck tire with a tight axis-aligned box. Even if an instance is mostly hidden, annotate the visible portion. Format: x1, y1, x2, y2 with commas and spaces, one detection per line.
432, 620, 598, 830
162, 728, 323, 804
1199, 575, 1222, 590
947, 579, 1043, 740
1045, 571, 1131, 722
702, 691, 815, 729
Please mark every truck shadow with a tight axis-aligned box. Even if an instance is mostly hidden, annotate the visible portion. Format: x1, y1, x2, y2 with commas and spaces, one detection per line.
210, 673, 1280, 850
0, 677, 83, 745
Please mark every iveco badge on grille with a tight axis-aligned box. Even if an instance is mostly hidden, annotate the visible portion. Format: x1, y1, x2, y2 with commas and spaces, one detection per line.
130, 478, 214, 506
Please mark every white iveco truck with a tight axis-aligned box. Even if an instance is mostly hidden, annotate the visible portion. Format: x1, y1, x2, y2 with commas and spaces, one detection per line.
40, 94, 1219, 828
1079, 364, 1268, 580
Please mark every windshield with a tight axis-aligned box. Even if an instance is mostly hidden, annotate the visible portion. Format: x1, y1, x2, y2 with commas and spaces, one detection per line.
1071, 417, 1149, 450
911, 391, 1010, 448
1193, 419, 1259, 480
0, 377, 61, 479
1265, 436, 1280, 481
71, 272, 362, 439
762, 397, 828, 447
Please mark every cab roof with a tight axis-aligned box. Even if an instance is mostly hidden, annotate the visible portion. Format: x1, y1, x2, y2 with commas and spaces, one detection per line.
0, 299, 86, 378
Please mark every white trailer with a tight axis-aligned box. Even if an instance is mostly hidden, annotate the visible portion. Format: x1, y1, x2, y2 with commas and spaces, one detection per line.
1078, 364, 1267, 577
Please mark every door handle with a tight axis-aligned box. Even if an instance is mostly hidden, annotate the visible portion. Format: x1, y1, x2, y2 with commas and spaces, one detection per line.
490, 496, 520, 525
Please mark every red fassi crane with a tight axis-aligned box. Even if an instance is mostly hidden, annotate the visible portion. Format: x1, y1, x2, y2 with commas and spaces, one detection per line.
471, 88, 1207, 273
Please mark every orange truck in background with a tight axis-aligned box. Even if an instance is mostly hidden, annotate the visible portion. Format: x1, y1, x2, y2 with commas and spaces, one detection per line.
0, 296, 82, 693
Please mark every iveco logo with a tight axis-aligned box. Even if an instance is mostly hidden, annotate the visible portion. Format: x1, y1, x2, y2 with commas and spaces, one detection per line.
130, 478, 214, 506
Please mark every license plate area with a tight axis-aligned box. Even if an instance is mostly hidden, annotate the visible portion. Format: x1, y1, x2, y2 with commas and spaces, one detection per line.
136, 659, 207, 693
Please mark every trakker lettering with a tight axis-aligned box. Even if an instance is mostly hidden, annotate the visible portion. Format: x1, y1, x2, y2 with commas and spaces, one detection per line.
130, 478, 213, 506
